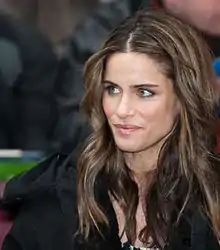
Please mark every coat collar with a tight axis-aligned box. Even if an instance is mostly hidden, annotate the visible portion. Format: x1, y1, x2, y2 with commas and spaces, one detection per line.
77, 175, 218, 250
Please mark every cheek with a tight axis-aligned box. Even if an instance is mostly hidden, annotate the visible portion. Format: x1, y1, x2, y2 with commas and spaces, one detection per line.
102, 96, 114, 118
139, 98, 179, 124
138, 102, 161, 119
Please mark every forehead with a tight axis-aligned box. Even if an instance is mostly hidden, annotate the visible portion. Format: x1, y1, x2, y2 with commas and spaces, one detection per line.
103, 52, 171, 87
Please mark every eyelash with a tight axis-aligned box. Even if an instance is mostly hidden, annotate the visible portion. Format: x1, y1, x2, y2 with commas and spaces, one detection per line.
104, 85, 120, 95
103, 85, 154, 97
138, 88, 154, 97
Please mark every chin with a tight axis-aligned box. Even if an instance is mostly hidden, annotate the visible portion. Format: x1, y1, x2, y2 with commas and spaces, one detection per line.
115, 142, 142, 153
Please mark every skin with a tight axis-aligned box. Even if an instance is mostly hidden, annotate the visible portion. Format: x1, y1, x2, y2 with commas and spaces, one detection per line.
102, 52, 180, 175
102, 52, 180, 247
163, 0, 220, 35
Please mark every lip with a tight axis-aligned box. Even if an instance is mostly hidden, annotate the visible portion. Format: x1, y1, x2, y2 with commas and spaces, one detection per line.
113, 124, 142, 135
114, 124, 142, 129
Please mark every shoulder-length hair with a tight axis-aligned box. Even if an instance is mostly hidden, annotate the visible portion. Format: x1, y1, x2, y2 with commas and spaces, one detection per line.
77, 9, 220, 247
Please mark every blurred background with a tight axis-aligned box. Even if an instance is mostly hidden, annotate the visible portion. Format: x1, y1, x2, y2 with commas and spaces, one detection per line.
0, 0, 219, 180
0, 0, 145, 180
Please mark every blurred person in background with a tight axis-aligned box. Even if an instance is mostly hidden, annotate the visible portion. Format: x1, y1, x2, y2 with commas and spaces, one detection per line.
161, 0, 220, 68
0, 11, 58, 151
48, 0, 133, 151
161, 0, 220, 36
0, 0, 134, 153
149, 0, 220, 67
0, 36, 20, 148
0, 0, 134, 152
0, 0, 97, 152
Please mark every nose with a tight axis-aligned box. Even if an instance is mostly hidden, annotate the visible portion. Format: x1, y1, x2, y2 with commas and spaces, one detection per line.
116, 95, 135, 118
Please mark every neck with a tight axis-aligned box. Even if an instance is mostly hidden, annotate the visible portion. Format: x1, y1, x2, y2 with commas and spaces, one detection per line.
123, 145, 160, 178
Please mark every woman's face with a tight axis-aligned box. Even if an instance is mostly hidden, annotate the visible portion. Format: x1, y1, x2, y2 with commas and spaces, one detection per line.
102, 52, 180, 153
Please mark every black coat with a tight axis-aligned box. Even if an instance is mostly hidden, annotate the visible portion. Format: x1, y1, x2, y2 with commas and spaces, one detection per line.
1, 150, 220, 250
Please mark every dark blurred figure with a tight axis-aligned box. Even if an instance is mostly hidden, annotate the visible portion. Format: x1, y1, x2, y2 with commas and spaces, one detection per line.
0, 12, 58, 151
0, 0, 147, 153
0, 0, 99, 58
50, 0, 133, 150
0, 0, 129, 152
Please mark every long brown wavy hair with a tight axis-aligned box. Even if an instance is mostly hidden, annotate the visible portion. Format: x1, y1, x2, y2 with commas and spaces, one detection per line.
77, 9, 220, 247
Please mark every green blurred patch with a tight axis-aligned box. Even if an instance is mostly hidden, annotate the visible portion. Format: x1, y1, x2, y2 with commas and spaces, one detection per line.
0, 161, 36, 180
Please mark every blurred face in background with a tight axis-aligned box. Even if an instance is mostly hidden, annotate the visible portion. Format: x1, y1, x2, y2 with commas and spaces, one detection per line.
162, 0, 220, 35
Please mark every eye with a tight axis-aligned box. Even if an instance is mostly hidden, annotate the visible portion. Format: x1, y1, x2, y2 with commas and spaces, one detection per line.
138, 88, 153, 97
104, 85, 120, 95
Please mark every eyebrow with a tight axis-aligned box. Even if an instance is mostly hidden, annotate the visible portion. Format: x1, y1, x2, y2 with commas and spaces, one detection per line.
102, 80, 159, 88
102, 80, 118, 86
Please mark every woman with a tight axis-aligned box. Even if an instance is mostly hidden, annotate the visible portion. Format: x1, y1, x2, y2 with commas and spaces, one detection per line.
1, 9, 220, 250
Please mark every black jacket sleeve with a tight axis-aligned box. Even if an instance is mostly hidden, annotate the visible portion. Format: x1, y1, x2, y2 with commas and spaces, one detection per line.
1, 152, 78, 250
